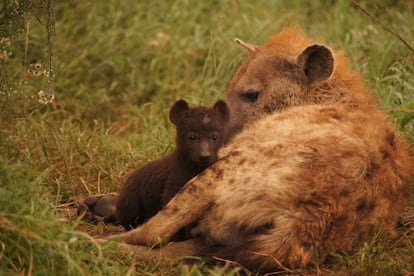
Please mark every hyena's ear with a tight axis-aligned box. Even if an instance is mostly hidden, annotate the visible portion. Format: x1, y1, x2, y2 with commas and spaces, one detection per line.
297, 44, 334, 85
234, 38, 258, 53
213, 100, 230, 123
169, 99, 189, 125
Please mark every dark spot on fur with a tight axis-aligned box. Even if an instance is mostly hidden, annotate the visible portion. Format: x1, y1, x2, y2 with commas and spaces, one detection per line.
302, 241, 312, 250
330, 113, 342, 120
364, 160, 380, 180
327, 214, 348, 239
356, 199, 375, 215
238, 158, 247, 166
386, 131, 395, 148
229, 150, 242, 157
338, 189, 350, 197
382, 149, 390, 160
251, 193, 268, 202
249, 159, 258, 165
166, 205, 180, 215
264, 105, 273, 114
264, 146, 281, 158
184, 183, 198, 195
210, 166, 224, 180
218, 155, 231, 165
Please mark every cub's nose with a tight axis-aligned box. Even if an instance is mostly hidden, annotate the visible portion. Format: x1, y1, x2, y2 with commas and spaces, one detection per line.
199, 154, 210, 163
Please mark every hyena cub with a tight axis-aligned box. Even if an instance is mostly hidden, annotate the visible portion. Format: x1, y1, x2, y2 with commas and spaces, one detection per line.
77, 100, 229, 228
118, 27, 414, 273
115, 99, 229, 230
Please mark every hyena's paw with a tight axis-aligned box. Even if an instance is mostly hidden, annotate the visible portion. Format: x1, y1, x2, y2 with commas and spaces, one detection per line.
118, 225, 169, 247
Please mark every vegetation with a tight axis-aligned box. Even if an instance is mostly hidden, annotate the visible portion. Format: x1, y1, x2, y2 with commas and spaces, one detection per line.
1, 0, 413, 274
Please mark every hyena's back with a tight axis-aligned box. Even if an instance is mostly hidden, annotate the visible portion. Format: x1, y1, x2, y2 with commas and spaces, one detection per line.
122, 103, 412, 272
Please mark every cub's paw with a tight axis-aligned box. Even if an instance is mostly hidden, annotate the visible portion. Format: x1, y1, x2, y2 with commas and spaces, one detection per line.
76, 202, 98, 223
77, 193, 118, 224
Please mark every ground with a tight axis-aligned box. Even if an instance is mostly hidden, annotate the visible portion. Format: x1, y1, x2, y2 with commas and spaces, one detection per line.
58, 200, 414, 274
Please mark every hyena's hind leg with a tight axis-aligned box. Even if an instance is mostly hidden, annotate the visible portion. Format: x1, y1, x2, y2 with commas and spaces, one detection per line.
119, 163, 225, 246
228, 200, 358, 272
232, 226, 320, 272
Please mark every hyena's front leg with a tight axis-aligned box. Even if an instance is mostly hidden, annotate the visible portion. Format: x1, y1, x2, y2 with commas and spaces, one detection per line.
119, 165, 221, 246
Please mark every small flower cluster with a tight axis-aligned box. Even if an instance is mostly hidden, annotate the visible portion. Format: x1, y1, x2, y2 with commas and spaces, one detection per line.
26, 63, 49, 79
0, 37, 12, 63
26, 63, 55, 105
37, 90, 55, 104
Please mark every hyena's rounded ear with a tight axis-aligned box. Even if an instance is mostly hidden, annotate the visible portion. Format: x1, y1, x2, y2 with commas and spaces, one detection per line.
213, 100, 230, 123
234, 38, 258, 53
169, 99, 189, 125
297, 44, 334, 85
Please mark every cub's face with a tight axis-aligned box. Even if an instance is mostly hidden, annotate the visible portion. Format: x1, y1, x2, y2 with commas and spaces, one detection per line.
178, 121, 225, 169
225, 41, 334, 138
169, 100, 229, 169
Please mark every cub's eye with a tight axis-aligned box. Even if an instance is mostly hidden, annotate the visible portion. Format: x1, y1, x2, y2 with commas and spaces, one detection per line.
188, 133, 199, 141
210, 134, 218, 141
242, 90, 259, 103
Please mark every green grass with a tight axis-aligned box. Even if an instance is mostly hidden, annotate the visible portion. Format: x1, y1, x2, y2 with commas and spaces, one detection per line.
1, 0, 414, 274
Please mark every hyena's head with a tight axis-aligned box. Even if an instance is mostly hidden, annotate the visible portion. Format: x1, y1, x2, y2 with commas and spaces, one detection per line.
169, 99, 229, 170
225, 27, 336, 137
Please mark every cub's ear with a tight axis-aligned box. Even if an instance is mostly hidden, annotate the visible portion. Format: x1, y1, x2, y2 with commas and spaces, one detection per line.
169, 99, 189, 125
297, 44, 334, 85
213, 100, 230, 123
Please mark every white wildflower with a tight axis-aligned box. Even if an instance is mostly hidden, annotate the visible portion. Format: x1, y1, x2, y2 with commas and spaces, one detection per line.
38, 90, 55, 104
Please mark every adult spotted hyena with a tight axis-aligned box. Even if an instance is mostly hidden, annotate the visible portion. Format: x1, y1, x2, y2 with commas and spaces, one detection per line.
117, 27, 414, 272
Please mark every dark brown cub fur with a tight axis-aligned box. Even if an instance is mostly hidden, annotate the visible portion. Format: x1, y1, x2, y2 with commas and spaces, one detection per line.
115, 99, 229, 230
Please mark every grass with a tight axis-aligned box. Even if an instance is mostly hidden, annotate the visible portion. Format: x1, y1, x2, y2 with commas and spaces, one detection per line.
1, 0, 414, 274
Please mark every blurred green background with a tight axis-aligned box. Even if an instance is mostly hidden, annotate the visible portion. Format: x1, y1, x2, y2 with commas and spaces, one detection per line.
1, 0, 413, 274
